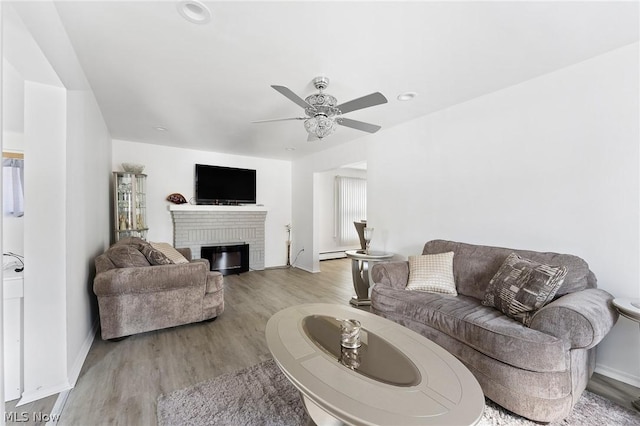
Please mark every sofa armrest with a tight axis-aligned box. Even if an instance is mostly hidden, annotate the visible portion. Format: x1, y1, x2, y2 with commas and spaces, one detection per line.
192, 258, 210, 269
529, 288, 618, 350
205, 270, 224, 294
177, 247, 192, 260
371, 261, 410, 291
94, 261, 208, 296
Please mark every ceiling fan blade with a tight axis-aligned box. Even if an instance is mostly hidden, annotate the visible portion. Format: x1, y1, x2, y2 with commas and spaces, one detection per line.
252, 117, 306, 123
271, 85, 314, 110
337, 117, 382, 133
336, 92, 387, 114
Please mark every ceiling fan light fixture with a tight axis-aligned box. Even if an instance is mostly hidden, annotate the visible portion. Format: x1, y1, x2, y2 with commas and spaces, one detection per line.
304, 93, 339, 118
257, 76, 387, 141
305, 115, 336, 139
177, 0, 211, 25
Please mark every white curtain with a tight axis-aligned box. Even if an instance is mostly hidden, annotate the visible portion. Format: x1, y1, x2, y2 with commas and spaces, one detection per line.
3, 158, 25, 217
335, 176, 367, 245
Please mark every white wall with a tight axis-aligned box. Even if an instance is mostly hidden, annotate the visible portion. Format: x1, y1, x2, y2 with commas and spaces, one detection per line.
292, 138, 370, 272
112, 140, 292, 267
65, 90, 110, 386
1, 0, 6, 411
316, 167, 367, 254
368, 44, 640, 384
292, 43, 639, 384
3, 2, 112, 404
23, 80, 69, 401
2, 60, 24, 256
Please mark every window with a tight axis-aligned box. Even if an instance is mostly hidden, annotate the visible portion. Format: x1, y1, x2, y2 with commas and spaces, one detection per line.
3, 153, 24, 217
335, 176, 366, 246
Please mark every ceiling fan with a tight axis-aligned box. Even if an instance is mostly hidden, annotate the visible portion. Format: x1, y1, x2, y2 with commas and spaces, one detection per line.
253, 76, 388, 141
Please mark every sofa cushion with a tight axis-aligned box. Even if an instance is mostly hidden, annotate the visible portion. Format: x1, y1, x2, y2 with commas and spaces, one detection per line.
107, 245, 151, 268
150, 242, 190, 264
422, 240, 593, 301
371, 285, 568, 372
112, 237, 173, 266
406, 252, 457, 295
483, 253, 567, 326
139, 244, 173, 265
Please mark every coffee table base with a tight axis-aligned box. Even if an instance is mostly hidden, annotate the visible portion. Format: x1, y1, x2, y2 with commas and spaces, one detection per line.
301, 394, 342, 426
349, 296, 370, 307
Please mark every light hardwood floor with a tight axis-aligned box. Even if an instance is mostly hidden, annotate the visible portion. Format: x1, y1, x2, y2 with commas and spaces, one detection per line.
7, 258, 640, 425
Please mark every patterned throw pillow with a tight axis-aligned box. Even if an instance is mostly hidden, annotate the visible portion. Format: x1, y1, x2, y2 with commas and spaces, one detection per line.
406, 252, 457, 295
150, 242, 190, 264
482, 253, 567, 326
138, 244, 173, 266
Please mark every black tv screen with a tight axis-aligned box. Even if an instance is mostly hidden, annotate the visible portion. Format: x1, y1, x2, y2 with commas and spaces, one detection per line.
195, 164, 256, 205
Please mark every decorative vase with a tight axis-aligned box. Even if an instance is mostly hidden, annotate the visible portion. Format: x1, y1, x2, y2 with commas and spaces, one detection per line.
340, 319, 362, 349
363, 227, 374, 255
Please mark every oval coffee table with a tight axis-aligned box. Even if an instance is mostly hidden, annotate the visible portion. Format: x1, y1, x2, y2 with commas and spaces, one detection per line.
265, 303, 484, 425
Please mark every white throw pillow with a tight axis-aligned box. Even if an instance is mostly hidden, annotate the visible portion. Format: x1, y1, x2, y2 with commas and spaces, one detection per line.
406, 252, 457, 295
149, 242, 190, 264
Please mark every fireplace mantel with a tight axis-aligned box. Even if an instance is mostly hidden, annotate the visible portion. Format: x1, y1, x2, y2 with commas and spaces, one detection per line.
168, 204, 267, 212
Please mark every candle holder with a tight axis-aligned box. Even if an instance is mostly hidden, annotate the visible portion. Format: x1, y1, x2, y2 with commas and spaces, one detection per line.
363, 227, 374, 255
340, 346, 361, 370
340, 319, 362, 349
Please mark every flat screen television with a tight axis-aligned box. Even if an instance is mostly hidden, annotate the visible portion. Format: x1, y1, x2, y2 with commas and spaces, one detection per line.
195, 164, 256, 205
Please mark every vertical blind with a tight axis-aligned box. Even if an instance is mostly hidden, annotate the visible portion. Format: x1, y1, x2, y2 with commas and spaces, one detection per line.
335, 176, 367, 245
3, 158, 25, 217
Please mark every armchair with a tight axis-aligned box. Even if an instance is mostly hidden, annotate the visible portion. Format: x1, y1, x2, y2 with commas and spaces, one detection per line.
93, 238, 224, 340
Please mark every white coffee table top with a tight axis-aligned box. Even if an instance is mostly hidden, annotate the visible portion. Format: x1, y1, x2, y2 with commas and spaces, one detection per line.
265, 303, 484, 426
613, 298, 640, 322
345, 250, 394, 261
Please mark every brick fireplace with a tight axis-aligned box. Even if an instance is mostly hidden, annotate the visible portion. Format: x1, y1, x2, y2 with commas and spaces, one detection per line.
169, 205, 268, 271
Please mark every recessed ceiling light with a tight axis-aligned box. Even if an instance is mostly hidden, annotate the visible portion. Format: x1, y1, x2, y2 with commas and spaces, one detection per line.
154, 126, 168, 132
177, 0, 211, 25
397, 92, 418, 101
285, 147, 296, 152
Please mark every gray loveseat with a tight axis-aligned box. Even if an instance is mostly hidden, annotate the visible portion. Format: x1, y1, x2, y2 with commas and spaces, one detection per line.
370, 240, 618, 423
94, 238, 224, 340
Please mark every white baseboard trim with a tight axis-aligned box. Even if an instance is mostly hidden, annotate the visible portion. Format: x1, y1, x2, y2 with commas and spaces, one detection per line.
17, 381, 72, 407
17, 320, 97, 408
45, 388, 70, 425
68, 320, 98, 387
319, 251, 347, 260
293, 265, 319, 273
595, 364, 640, 388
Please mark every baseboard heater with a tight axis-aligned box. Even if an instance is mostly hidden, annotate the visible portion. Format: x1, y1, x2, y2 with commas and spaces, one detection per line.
201, 243, 249, 276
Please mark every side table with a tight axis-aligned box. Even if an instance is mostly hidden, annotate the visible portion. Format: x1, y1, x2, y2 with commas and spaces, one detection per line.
345, 250, 393, 306
612, 298, 640, 411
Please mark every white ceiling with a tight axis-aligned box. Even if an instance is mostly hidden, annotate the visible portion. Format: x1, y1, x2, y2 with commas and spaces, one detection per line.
51, 1, 638, 160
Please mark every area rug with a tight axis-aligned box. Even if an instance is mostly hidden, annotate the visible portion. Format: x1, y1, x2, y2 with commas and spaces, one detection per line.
157, 359, 640, 426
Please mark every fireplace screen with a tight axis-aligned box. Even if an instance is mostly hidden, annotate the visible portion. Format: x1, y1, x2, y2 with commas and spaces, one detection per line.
201, 243, 249, 276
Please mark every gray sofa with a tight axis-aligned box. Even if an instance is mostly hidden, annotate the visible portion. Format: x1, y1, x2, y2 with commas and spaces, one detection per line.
94, 238, 224, 340
370, 239, 618, 423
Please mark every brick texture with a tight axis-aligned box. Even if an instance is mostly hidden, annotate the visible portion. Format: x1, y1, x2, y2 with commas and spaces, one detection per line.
171, 211, 267, 271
